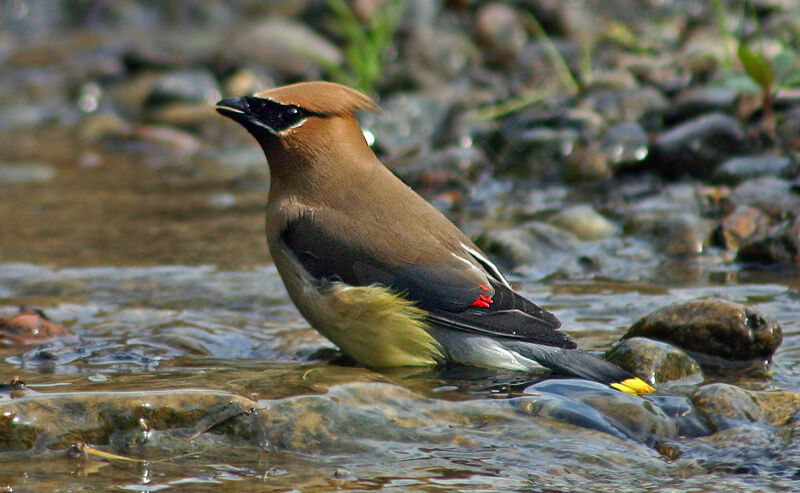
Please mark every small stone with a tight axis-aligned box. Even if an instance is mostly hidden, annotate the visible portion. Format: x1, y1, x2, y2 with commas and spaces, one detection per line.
0, 162, 56, 184
605, 337, 702, 385
669, 87, 739, 123
652, 113, 746, 179
737, 215, 800, 265
713, 156, 793, 186
602, 121, 650, 169
625, 298, 782, 362
548, 205, 619, 241
209, 193, 236, 209
475, 3, 528, 63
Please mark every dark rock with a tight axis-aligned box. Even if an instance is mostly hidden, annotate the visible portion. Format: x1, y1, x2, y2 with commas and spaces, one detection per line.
496, 126, 580, 179
731, 177, 800, 217
712, 156, 793, 186
669, 87, 739, 123
737, 215, 800, 265
388, 145, 486, 195
776, 106, 800, 152
605, 337, 702, 385
625, 298, 782, 362
691, 383, 800, 431
652, 113, 746, 179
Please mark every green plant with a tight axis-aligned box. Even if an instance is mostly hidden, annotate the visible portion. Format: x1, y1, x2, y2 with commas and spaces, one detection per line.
324, 0, 405, 95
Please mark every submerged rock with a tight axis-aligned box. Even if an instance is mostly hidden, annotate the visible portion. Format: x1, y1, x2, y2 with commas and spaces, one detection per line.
605, 337, 702, 385
652, 113, 746, 179
0, 306, 74, 345
691, 383, 800, 431
624, 298, 782, 362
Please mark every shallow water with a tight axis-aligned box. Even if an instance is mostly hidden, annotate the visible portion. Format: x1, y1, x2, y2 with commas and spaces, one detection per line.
2, 131, 800, 491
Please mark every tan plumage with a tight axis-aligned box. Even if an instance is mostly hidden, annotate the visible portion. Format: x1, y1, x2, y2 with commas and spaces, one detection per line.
216, 81, 654, 395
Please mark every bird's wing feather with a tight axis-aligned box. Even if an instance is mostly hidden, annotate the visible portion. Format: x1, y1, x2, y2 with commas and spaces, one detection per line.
280, 209, 576, 349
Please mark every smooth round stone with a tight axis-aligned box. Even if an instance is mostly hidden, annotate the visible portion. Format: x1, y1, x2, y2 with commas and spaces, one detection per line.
691, 383, 800, 431
624, 298, 782, 362
605, 337, 702, 385
548, 205, 619, 241
737, 215, 800, 265
712, 156, 793, 185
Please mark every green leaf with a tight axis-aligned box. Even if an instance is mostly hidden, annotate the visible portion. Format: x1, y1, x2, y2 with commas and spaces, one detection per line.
738, 43, 774, 89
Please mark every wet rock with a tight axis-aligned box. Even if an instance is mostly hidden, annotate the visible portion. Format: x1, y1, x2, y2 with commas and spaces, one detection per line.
712, 156, 793, 186
0, 162, 56, 184
731, 177, 800, 217
691, 383, 800, 431
0, 389, 261, 452
497, 126, 580, 179
475, 3, 527, 63
652, 113, 746, 179
360, 93, 452, 156
605, 337, 702, 385
144, 69, 220, 107
713, 205, 770, 251
602, 121, 650, 169
736, 215, 800, 265
224, 19, 342, 79
625, 298, 782, 362
475, 221, 579, 268
547, 205, 619, 241
625, 212, 710, 257
776, 106, 800, 151
0, 307, 74, 345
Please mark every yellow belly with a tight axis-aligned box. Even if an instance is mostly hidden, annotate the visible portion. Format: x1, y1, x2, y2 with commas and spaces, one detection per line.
309, 283, 445, 368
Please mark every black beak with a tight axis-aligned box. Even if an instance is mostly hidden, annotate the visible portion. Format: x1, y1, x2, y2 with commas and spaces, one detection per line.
216, 97, 250, 120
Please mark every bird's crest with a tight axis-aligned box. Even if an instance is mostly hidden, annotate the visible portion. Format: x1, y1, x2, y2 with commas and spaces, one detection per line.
255, 81, 379, 117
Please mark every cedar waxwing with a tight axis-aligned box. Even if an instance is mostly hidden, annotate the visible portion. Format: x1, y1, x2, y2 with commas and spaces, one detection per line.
216, 81, 653, 396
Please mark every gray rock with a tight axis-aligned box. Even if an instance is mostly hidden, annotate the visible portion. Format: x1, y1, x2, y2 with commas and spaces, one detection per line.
359, 93, 452, 157
737, 215, 800, 265
0, 162, 56, 184
652, 113, 746, 179
670, 87, 740, 122
224, 19, 342, 79
475, 221, 579, 268
625, 298, 782, 362
731, 177, 800, 217
400, 27, 475, 88
605, 337, 702, 385
625, 212, 711, 257
602, 121, 650, 168
713, 156, 793, 185
145, 69, 221, 107
713, 205, 770, 251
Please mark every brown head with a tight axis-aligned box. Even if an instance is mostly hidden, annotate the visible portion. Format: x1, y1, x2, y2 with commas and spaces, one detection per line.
216, 81, 379, 183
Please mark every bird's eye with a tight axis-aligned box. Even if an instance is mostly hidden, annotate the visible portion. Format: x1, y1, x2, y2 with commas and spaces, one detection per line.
280, 106, 306, 127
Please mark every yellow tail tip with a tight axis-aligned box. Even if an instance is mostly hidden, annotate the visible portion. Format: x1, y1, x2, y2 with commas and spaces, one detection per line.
610, 377, 655, 396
